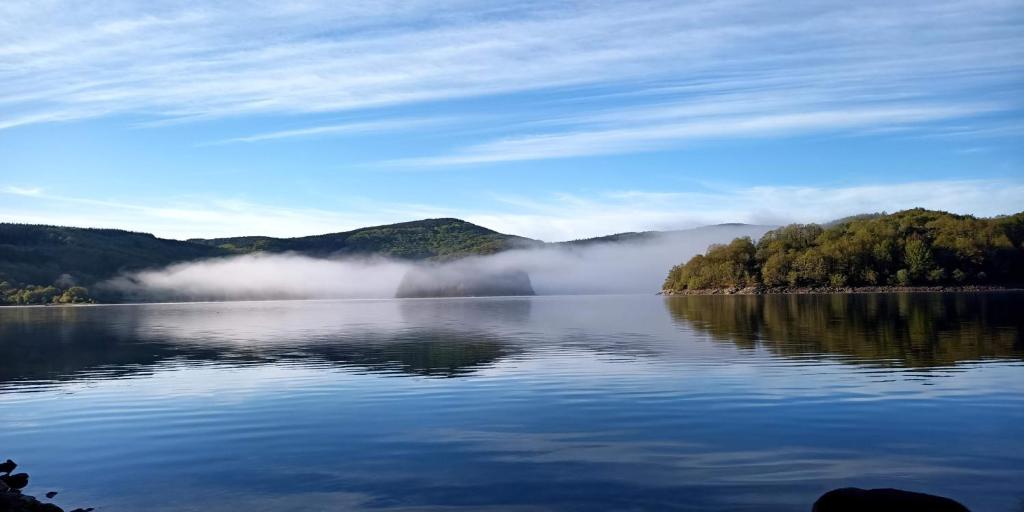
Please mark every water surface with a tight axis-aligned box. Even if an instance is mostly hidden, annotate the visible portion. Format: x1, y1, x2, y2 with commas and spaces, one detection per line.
1, 293, 1022, 511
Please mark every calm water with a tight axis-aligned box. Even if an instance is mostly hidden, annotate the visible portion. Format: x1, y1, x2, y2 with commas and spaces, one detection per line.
1, 293, 1022, 511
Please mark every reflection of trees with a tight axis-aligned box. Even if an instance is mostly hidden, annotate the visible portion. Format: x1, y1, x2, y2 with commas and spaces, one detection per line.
0, 306, 517, 386
272, 334, 513, 378
665, 293, 1024, 367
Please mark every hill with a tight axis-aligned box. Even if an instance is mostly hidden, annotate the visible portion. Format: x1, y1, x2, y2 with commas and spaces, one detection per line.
189, 218, 540, 259
0, 219, 539, 304
0, 224, 228, 304
0, 217, 799, 304
663, 209, 1024, 293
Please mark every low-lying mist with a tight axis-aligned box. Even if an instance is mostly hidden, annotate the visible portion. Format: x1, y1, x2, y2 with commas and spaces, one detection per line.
102, 224, 770, 301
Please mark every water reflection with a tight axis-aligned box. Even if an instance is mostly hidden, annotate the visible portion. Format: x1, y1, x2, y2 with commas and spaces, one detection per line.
2, 294, 1023, 511
0, 298, 533, 385
665, 292, 1024, 367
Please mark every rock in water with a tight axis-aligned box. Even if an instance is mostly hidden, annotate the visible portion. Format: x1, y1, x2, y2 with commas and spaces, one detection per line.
813, 487, 970, 512
0, 473, 28, 490
396, 265, 535, 298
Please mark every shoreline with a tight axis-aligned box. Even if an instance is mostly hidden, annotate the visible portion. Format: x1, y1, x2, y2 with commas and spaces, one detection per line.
660, 285, 1023, 296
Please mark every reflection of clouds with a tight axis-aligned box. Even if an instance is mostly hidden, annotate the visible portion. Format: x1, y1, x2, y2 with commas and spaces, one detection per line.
6, 296, 1024, 397
4, 296, 1024, 512
136, 490, 545, 512
119, 297, 534, 345
112, 490, 376, 512
115, 299, 408, 345
426, 429, 987, 486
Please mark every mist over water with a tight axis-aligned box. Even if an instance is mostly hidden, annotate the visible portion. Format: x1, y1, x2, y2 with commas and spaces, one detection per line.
103, 253, 411, 301
103, 225, 771, 301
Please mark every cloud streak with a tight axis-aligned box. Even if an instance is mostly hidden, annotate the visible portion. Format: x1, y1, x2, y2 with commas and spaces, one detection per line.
395, 105, 998, 165
206, 118, 447, 145
0, 0, 1020, 164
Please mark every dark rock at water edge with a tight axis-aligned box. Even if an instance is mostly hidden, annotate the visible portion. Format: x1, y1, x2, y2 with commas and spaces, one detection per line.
396, 266, 535, 298
0, 458, 92, 512
813, 487, 970, 512
1, 473, 28, 490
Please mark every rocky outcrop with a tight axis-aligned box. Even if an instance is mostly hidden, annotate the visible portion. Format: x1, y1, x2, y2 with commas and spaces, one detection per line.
0, 459, 92, 512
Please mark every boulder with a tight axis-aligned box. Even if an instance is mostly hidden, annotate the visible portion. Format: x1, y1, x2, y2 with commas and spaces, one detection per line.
813, 487, 969, 512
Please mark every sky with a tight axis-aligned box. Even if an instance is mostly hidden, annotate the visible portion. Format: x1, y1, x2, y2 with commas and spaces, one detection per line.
1, 0, 1022, 241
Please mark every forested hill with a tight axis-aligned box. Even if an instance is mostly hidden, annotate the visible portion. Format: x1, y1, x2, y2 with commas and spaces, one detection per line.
663, 209, 1024, 293
188, 218, 540, 259
1, 218, 539, 304
0, 224, 228, 304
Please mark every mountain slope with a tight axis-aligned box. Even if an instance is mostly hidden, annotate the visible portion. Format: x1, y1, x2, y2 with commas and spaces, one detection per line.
0, 224, 227, 288
1, 217, 772, 304
0, 219, 540, 295
189, 218, 541, 259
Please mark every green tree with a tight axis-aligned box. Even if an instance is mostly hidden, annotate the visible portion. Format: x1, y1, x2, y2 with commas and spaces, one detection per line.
56, 286, 91, 304
904, 237, 934, 282
662, 208, 1024, 292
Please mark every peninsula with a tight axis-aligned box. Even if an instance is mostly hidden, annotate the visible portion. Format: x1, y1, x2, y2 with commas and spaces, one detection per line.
662, 209, 1024, 295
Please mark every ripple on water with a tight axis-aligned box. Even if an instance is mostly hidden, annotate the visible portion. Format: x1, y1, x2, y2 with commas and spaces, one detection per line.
1, 293, 1022, 511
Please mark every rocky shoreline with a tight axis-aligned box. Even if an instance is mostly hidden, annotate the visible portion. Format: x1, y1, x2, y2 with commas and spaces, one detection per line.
660, 285, 1022, 296
0, 459, 92, 512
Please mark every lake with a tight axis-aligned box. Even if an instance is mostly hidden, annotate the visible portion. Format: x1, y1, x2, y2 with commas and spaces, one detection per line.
1, 293, 1022, 511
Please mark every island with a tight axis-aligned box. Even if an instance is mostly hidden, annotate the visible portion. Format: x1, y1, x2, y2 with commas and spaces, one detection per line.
393, 264, 536, 299
395, 265, 535, 298
662, 209, 1024, 295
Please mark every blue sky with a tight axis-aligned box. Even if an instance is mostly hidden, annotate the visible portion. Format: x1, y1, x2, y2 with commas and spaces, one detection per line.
1, 0, 1022, 241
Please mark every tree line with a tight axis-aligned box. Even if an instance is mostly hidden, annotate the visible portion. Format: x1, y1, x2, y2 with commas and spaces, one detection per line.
1, 282, 93, 305
663, 209, 1024, 292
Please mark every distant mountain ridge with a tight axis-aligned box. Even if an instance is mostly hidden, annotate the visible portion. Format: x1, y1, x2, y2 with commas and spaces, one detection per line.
557, 223, 773, 247
1, 217, 767, 304
187, 217, 540, 259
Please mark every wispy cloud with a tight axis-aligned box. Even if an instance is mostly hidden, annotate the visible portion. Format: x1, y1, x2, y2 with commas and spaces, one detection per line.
464, 180, 1024, 240
2, 186, 43, 196
0, 0, 1020, 164
205, 118, 447, 145
394, 104, 998, 165
4, 179, 1021, 241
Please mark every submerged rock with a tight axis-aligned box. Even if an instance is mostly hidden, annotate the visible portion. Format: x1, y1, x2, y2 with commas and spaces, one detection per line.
396, 265, 535, 298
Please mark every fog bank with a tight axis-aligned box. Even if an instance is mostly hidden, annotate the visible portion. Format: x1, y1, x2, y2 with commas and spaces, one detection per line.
103, 224, 771, 301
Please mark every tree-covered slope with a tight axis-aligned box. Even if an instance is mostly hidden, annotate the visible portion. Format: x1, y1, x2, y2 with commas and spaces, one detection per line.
190, 218, 540, 259
1, 218, 540, 304
0, 224, 227, 287
663, 209, 1024, 292
0, 224, 229, 304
